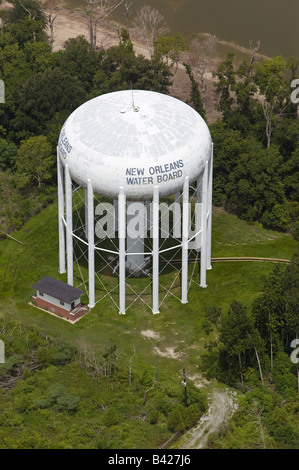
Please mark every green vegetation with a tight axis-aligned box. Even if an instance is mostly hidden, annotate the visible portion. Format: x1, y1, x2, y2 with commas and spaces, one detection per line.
197, 254, 299, 449
0, 199, 297, 448
183, 62, 206, 119
0, 316, 207, 449
0, 0, 298, 451
0, 1, 173, 234
0, 0, 298, 237
211, 53, 299, 235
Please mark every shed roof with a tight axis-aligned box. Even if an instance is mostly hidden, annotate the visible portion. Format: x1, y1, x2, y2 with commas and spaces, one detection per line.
32, 276, 84, 304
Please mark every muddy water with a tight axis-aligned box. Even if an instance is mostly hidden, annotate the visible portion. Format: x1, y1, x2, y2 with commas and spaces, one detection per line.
65, 0, 298, 58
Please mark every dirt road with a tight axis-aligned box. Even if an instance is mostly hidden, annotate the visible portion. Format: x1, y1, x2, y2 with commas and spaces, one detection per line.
179, 388, 238, 449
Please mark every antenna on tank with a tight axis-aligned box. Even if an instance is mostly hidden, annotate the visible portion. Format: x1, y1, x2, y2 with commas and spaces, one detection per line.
130, 82, 134, 108
130, 82, 139, 112
57, 89, 213, 315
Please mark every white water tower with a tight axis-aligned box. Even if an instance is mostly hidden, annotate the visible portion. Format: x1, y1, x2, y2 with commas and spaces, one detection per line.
57, 90, 213, 314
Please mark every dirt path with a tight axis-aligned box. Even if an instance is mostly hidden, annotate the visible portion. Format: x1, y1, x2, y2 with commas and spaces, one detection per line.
179, 388, 238, 449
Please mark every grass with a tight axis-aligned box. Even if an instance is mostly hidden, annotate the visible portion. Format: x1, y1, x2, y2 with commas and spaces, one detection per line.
212, 207, 295, 259
0, 198, 297, 449
0, 200, 297, 383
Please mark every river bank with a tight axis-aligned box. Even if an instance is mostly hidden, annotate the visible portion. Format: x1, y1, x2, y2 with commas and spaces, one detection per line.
45, 6, 233, 121
1, 1, 267, 122
50, 7, 270, 121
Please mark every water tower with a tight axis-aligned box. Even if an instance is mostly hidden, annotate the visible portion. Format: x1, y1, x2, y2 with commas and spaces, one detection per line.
57, 90, 213, 314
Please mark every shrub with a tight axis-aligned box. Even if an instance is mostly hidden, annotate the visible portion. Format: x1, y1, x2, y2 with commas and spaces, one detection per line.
167, 404, 185, 433
267, 407, 298, 445
148, 408, 159, 425
56, 393, 79, 412
102, 407, 119, 427
35, 384, 80, 412
184, 403, 202, 429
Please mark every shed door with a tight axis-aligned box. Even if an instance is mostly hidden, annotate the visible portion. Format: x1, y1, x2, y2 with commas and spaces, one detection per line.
71, 301, 75, 310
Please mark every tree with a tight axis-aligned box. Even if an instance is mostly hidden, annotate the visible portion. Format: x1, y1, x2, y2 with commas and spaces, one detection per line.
12, 68, 87, 139
247, 40, 262, 71
55, 35, 103, 92
253, 56, 290, 148
94, 40, 172, 96
102, 343, 117, 376
5, 0, 47, 46
154, 32, 187, 74
82, 0, 123, 49
184, 63, 206, 119
4, 16, 47, 46
187, 35, 217, 108
134, 5, 165, 58
0, 43, 33, 117
43, 0, 58, 51
252, 266, 285, 371
219, 301, 254, 385
122, 0, 132, 37
213, 51, 262, 135
213, 52, 236, 122
0, 138, 17, 170
209, 121, 246, 206
282, 149, 299, 202
7, 0, 46, 24
22, 40, 54, 73
283, 253, 299, 340
225, 138, 284, 221
0, 8, 7, 35
272, 118, 299, 159
216, 300, 267, 386
229, 59, 259, 135
16, 135, 54, 187
212, 49, 298, 147
272, 351, 298, 397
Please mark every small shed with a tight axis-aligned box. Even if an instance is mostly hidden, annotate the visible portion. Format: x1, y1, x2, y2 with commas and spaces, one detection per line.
32, 276, 85, 320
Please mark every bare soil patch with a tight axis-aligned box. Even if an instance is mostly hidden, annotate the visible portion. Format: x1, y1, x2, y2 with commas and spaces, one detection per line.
140, 329, 161, 341
153, 346, 183, 359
